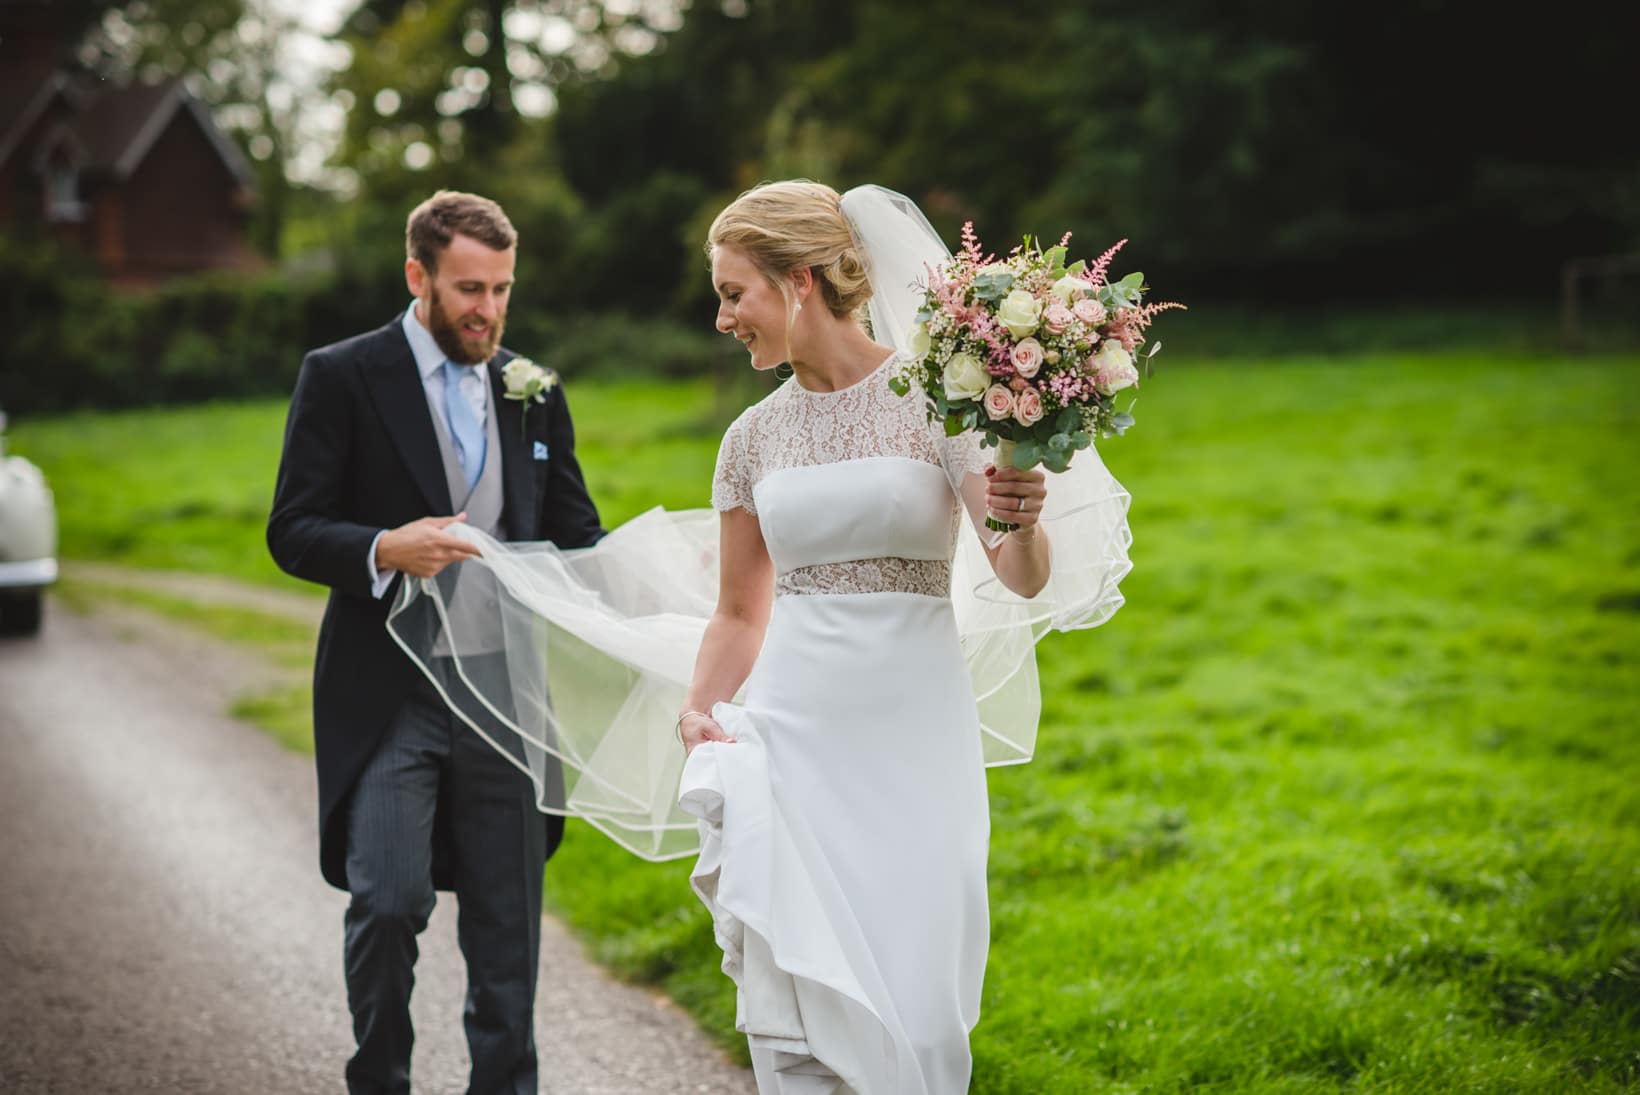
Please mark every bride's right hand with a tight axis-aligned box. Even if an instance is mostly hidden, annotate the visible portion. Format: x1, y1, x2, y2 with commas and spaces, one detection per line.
679, 711, 736, 753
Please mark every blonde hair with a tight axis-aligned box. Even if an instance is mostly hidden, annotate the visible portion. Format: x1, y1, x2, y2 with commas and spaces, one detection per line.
707, 180, 872, 318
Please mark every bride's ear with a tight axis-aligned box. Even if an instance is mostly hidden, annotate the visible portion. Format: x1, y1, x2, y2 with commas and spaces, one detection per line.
788, 266, 815, 311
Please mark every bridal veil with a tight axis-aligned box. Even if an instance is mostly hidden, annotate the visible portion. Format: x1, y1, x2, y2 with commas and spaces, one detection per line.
386, 185, 1132, 861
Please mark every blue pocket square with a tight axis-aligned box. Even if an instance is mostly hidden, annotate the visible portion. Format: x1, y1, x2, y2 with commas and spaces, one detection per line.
532, 441, 550, 461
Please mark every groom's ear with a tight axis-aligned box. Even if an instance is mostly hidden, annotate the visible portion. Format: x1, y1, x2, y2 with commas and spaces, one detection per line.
405, 257, 430, 299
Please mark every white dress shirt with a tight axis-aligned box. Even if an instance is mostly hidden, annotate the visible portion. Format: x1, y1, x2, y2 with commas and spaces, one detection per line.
366, 304, 491, 598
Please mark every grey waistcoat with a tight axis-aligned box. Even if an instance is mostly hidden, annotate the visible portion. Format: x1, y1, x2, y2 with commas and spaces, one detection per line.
424, 373, 507, 654
424, 374, 505, 537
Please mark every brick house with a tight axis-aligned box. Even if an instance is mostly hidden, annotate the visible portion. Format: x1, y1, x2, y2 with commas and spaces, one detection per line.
0, 16, 260, 286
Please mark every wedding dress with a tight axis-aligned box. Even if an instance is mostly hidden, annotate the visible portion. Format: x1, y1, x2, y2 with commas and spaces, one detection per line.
684, 353, 992, 1092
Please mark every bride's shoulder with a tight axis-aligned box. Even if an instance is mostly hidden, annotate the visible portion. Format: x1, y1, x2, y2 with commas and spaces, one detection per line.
720, 382, 793, 442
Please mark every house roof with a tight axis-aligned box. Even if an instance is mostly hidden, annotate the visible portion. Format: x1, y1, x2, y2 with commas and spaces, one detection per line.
0, 70, 69, 168
0, 71, 255, 189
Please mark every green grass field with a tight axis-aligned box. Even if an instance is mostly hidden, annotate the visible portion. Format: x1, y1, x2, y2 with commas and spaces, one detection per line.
11, 353, 1639, 1092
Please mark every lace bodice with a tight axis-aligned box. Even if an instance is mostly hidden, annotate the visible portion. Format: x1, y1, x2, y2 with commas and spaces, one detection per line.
712, 355, 959, 597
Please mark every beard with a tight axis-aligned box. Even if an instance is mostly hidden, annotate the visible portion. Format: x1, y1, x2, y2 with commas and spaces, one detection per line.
426, 285, 505, 365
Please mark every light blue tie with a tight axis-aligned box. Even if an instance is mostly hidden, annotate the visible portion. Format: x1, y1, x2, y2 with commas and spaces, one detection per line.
441, 360, 486, 493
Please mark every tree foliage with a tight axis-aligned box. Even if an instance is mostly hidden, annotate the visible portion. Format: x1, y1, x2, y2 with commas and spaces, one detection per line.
315, 0, 1631, 314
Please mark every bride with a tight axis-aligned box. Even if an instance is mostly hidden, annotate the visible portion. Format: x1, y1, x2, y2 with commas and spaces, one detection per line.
388, 181, 1132, 1093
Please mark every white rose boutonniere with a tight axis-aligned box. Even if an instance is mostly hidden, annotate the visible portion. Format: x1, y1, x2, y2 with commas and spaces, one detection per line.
501, 357, 557, 428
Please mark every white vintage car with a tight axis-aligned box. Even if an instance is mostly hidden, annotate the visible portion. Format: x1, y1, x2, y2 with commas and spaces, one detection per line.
0, 409, 57, 635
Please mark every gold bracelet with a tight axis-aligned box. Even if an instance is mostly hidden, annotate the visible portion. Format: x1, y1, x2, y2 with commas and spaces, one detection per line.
675, 709, 710, 745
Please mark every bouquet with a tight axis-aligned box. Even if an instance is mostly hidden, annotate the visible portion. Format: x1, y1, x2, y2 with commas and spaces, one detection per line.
889, 224, 1184, 530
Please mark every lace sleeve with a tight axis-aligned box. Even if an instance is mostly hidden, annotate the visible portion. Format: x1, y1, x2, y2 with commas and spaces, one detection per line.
711, 413, 757, 515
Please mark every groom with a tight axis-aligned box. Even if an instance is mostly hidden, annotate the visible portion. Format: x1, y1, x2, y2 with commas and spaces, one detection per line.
267, 190, 604, 1094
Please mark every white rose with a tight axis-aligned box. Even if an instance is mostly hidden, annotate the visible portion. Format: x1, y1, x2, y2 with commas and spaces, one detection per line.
995, 289, 1042, 339
907, 320, 932, 360
501, 357, 556, 403
1050, 275, 1091, 304
1090, 342, 1139, 395
502, 358, 534, 391
942, 351, 990, 401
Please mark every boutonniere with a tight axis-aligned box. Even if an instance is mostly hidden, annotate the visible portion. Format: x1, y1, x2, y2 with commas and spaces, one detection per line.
500, 357, 558, 428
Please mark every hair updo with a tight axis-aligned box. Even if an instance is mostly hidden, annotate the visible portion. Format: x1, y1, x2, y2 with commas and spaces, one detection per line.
707, 180, 873, 318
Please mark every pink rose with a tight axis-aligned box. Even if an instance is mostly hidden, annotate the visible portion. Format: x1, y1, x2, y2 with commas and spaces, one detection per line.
1042, 303, 1073, 336
1073, 298, 1106, 326
1014, 388, 1044, 426
1010, 337, 1045, 378
1009, 376, 1028, 392
982, 384, 1015, 421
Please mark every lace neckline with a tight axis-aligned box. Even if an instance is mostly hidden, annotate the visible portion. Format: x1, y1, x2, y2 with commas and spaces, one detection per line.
787, 351, 897, 398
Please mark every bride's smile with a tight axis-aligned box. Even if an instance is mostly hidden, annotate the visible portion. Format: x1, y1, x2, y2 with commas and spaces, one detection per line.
711, 243, 795, 373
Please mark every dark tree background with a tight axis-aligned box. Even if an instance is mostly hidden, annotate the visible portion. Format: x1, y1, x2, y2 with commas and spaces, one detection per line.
2, 0, 1636, 411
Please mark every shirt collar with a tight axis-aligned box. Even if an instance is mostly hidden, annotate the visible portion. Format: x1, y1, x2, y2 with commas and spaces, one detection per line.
402, 301, 448, 384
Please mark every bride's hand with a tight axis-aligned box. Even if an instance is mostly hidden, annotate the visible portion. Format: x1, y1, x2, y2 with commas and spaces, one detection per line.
985, 463, 1047, 532
678, 711, 736, 753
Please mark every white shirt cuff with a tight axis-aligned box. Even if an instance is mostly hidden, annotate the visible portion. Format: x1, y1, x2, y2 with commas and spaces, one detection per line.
367, 529, 397, 599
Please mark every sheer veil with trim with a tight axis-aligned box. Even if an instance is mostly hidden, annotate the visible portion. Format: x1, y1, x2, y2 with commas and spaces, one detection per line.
386, 184, 1133, 861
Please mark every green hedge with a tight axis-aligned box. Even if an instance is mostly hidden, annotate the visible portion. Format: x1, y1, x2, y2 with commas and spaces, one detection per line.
0, 236, 736, 415
6, 232, 1630, 416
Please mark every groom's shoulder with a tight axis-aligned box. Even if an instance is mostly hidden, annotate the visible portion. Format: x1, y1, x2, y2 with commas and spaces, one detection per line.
305, 319, 406, 371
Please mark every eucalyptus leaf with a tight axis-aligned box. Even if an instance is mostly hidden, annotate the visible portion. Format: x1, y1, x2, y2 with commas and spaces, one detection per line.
972, 271, 1014, 301
1049, 433, 1073, 451
888, 375, 910, 397
944, 414, 966, 437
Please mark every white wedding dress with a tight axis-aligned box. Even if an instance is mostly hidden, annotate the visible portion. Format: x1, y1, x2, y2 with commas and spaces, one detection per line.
386, 353, 1133, 1095
682, 355, 990, 1092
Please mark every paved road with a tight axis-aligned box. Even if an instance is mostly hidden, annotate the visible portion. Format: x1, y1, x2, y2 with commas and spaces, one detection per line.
0, 599, 754, 1095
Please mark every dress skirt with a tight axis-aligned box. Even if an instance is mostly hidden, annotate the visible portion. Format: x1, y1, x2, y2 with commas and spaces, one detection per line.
679, 591, 990, 1095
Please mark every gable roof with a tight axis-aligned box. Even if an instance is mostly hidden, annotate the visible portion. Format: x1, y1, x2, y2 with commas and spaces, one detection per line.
0, 72, 255, 189
0, 70, 70, 168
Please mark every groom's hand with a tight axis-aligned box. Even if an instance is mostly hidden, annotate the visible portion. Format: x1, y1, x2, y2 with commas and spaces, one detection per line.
376, 514, 483, 578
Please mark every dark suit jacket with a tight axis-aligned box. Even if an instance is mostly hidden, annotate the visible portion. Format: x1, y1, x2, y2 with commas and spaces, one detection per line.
266, 318, 604, 891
